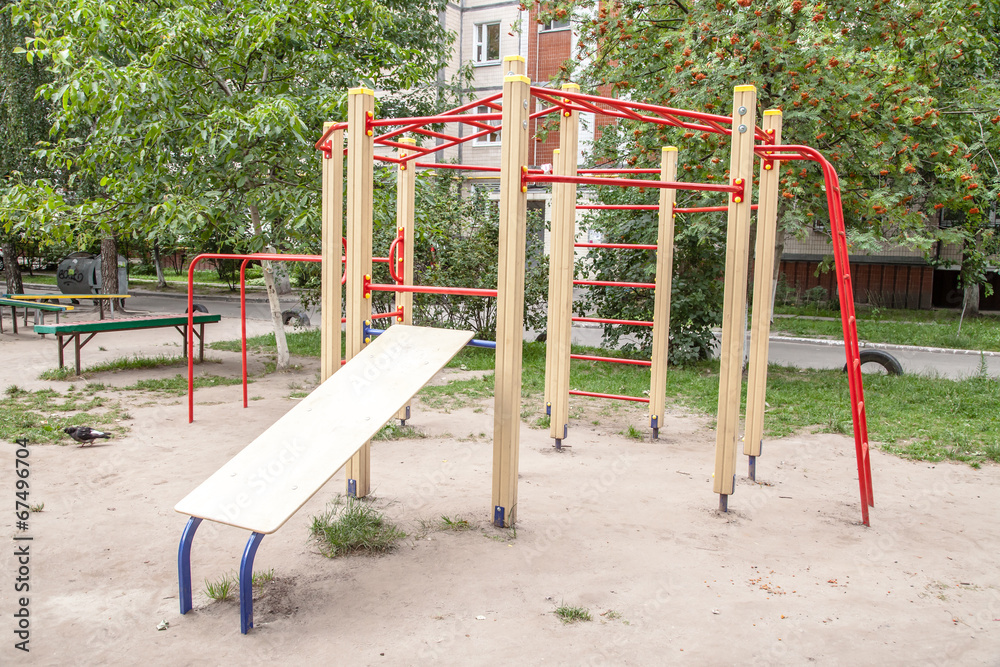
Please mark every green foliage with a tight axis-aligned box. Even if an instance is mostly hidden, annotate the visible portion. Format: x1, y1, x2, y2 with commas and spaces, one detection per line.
4, 0, 458, 256
546, 0, 1000, 317
0, 385, 127, 444
554, 604, 591, 624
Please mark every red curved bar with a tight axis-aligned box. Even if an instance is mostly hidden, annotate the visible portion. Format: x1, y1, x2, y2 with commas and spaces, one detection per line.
578, 168, 661, 175
572, 316, 653, 327
187, 252, 321, 424
574, 280, 655, 289
571, 353, 652, 367
577, 205, 659, 211
569, 390, 650, 404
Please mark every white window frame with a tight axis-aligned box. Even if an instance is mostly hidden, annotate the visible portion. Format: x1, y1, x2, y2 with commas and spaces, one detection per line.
540, 18, 571, 32
472, 105, 501, 145
474, 21, 501, 64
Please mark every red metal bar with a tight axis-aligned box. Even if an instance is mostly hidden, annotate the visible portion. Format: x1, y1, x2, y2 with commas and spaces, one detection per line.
575, 242, 657, 250
188, 253, 321, 423
370, 309, 403, 321
569, 390, 650, 404
372, 154, 402, 164
574, 279, 655, 289
369, 111, 501, 128
240, 258, 250, 409
577, 205, 659, 211
414, 162, 502, 172
578, 168, 661, 175
756, 143, 873, 525
399, 125, 501, 164
365, 92, 505, 148
571, 353, 652, 367
533, 86, 734, 130
527, 173, 741, 194
367, 282, 498, 298
572, 316, 653, 327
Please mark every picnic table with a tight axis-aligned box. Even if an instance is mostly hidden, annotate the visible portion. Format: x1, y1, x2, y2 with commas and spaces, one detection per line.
33, 313, 222, 374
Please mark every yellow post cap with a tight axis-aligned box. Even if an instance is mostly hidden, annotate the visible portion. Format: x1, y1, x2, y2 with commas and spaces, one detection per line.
348, 87, 375, 96
662, 146, 678, 152
764, 109, 782, 116
504, 55, 526, 63
734, 84, 756, 92
504, 74, 531, 84
561, 82, 580, 91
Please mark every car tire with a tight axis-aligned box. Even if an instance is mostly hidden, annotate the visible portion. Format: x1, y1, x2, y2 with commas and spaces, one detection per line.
185, 304, 209, 314
844, 349, 903, 376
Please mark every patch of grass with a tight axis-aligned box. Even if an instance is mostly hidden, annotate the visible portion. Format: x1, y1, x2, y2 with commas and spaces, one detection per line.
288, 391, 309, 399
204, 574, 236, 602
29, 502, 44, 512
252, 568, 275, 589
440, 516, 473, 531
771, 313, 1000, 352
122, 374, 243, 396
623, 424, 644, 441
84, 382, 106, 392
532, 414, 551, 429
600, 609, 628, 624
309, 496, 406, 558
0, 386, 127, 444
372, 422, 425, 441
39, 353, 203, 380
554, 604, 592, 624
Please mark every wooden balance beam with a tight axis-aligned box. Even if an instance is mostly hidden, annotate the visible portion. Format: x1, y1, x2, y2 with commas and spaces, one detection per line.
33, 314, 221, 375
174, 324, 474, 634
0, 297, 73, 334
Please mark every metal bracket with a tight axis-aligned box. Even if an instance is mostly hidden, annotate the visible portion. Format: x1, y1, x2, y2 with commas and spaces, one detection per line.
320, 141, 333, 160
731, 178, 746, 204
362, 273, 372, 299
493, 505, 505, 528
545, 402, 551, 416
520, 165, 529, 193
347, 478, 357, 498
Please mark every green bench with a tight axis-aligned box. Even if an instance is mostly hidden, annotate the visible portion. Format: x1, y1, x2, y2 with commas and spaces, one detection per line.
0, 297, 73, 334
3, 293, 131, 320
33, 314, 222, 375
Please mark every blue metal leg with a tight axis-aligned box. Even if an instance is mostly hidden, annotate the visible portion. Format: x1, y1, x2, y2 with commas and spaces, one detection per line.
178, 516, 203, 615
748, 455, 757, 481
239, 532, 265, 634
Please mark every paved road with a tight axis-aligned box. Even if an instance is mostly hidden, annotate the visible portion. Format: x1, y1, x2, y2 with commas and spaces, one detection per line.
36, 284, 998, 381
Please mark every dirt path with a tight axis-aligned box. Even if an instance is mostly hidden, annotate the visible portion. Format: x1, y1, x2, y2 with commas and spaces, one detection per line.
1, 320, 998, 665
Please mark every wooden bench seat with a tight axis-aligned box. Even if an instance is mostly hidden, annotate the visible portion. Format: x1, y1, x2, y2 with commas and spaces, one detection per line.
33, 314, 221, 374
174, 324, 473, 634
4, 293, 130, 319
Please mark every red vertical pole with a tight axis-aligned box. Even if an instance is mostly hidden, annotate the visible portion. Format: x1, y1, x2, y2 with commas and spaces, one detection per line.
187, 258, 197, 423
240, 258, 250, 409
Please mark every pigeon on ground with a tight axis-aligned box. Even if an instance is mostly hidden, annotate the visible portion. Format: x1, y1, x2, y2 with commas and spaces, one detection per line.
64, 426, 111, 447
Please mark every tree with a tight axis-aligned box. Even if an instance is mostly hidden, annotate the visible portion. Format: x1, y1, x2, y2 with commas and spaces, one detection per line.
540, 0, 999, 342
8, 0, 456, 366
0, 0, 53, 294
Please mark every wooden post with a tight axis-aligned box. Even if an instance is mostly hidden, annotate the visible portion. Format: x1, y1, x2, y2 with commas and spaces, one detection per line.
492, 56, 530, 527
320, 125, 344, 384
396, 137, 417, 423
543, 83, 580, 448
648, 146, 678, 439
744, 110, 783, 480
713, 85, 757, 509
345, 87, 375, 498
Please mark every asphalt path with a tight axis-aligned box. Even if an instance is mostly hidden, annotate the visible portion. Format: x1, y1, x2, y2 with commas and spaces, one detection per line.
29, 283, 1000, 381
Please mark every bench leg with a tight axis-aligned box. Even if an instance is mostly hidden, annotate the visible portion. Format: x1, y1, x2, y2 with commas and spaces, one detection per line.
177, 516, 203, 615
57, 335, 64, 368
74, 333, 82, 375
12, 306, 18, 334
239, 532, 265, 634
199, 323, 205, 362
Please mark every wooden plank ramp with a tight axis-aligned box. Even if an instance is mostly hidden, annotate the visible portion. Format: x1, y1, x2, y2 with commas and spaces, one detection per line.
175, 324, 473, 534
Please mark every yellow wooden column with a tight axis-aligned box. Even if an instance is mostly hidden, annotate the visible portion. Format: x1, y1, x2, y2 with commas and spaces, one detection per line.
345, 87, 375, 498
320, 125, 344, 384
492, 55, 530, 527
396, 137, 417, 424
744, 110, 783, 480
543, 82, 579, 449
713, 85, 757, 510
648, 146, 678, 439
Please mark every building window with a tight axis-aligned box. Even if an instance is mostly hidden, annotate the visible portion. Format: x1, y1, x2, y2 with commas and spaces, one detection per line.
541, 18, 571, 31
475, 22, 501, 64
473, 105, 501, 145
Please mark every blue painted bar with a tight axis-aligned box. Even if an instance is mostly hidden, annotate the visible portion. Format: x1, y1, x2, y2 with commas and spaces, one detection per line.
363, 324, 496, 349
239, 532, 265, 634
177, 516, 203, 615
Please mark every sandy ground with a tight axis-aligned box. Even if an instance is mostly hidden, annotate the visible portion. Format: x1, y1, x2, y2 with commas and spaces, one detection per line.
1, 311, 999, 666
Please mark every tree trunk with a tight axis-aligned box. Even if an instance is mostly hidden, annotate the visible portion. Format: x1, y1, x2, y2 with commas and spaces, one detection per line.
152, 238, 167, 288
2, 237, 24, 294
964, 283, 981, 318
100, 235, 123, 310
250, 205, 290, 370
